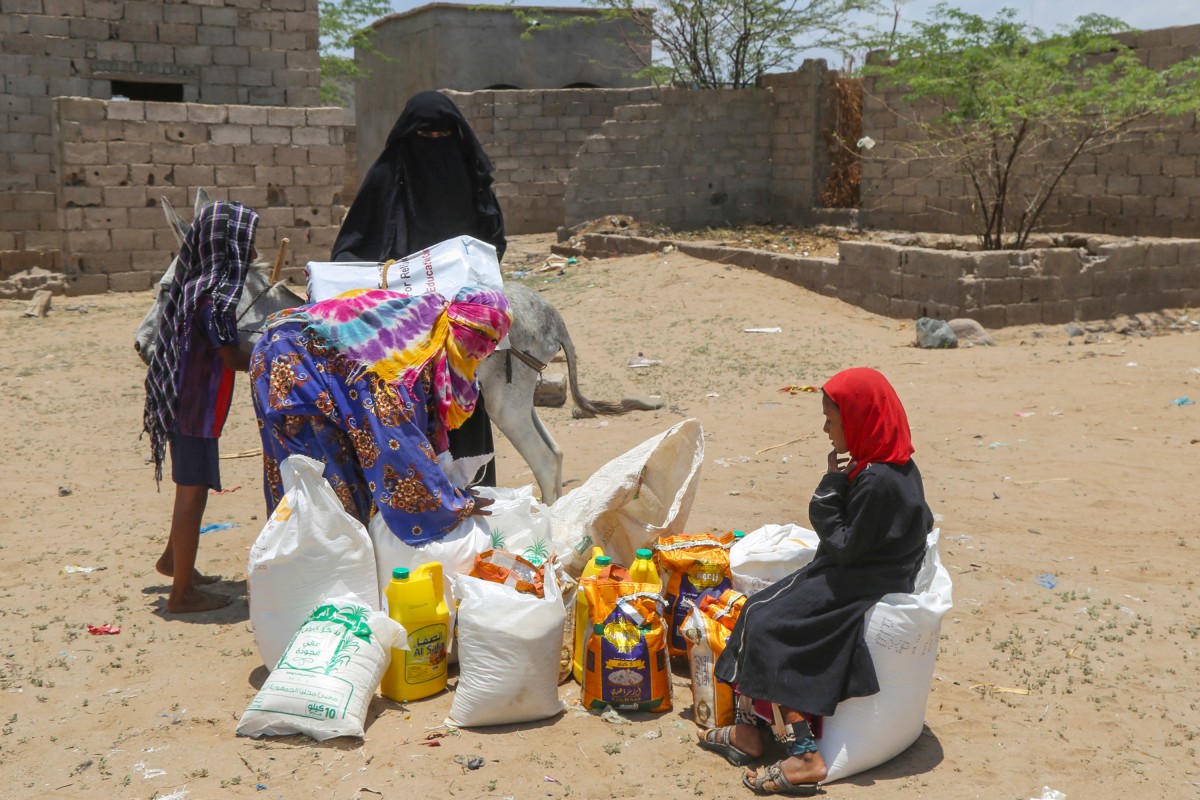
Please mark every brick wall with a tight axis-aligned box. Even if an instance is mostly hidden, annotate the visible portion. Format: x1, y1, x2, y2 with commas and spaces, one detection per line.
401, 88, 662, 235
563, 88, 777, 230
52, 97, 347, 295
860, 24, 1200, 239
760, 62, 832, 221
0, 0, 320, 266
581, 233, 1200, 328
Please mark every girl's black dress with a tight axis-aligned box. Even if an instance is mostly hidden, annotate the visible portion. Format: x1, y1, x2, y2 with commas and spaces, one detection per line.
714, 460, 933, 716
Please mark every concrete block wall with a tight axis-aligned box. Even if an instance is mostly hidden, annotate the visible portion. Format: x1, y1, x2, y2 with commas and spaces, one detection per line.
861, 24, 1200, 239
835, 240, 1200, 327
760, 61, 830, 221
53, 97, 348, 295
355, 5, 651, 171
564, 88, 776, 230
0, 0, 320, 273
436, 88, 660, 235
581, 234, 1200, 328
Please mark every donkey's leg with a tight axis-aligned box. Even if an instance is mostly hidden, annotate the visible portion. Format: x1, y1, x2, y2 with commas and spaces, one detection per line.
478, 353, 563, 503
493, 406, 562, 504
527, 408, 563, 504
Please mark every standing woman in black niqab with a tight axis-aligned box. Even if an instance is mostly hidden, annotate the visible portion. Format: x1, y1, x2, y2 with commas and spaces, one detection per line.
332, 91, 507, 486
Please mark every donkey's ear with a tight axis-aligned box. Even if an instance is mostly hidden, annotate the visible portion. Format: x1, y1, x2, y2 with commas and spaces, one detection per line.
194, 187, 211, 217
162, 196, 188, 248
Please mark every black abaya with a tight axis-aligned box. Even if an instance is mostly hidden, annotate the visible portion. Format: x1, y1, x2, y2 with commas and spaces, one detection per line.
714, 461, 933, 716
331, 91, 507, 486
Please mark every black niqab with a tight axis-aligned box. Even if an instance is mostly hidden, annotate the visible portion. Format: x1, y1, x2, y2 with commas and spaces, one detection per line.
332, 91, 506, 262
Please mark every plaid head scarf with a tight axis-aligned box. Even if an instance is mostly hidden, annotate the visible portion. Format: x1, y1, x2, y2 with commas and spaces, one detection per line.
143, 200, 259, 483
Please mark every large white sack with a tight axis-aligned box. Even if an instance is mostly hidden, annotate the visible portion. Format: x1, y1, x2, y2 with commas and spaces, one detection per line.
473, 485, 555, 564
550, 418, 705, 576
447, 572, 566, 727
237, 588, 405, 741
368, 512, 492, 636
729, 523, 820, 596
247, 455, 380, 671
820, 529, 953, 782
306, 235, 504, 301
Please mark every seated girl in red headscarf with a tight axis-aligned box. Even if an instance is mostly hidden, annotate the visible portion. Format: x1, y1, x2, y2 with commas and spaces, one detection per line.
702, 367, 934, 796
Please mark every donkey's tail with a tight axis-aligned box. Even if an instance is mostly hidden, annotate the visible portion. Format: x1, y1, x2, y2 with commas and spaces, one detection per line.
560, 329, 664, 419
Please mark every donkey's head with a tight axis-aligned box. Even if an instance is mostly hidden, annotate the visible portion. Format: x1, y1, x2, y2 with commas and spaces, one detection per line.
133, 188, 301, 365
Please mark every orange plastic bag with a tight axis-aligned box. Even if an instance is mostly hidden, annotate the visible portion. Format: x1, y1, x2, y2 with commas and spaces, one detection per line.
681, 588, 747, 728
653, 532, 735, 657
580, 571, 672, 712
468, 549, 545, 597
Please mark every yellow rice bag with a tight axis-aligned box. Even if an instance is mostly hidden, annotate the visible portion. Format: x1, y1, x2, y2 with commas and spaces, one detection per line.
653, 532, 735, 657
681, 588, 746, 728
581, 576, 672, 712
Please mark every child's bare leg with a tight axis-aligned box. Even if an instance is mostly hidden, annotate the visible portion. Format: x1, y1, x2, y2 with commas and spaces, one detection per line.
156, 532, 219, 585
744, 706, 828, 788
165, 484, 231, 613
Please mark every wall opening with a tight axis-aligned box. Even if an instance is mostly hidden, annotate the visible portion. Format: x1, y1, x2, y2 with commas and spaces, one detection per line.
110, 80, 185, 102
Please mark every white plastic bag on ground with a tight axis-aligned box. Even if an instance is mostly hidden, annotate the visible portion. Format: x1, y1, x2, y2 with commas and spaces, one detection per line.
550, 418, 704, 576
729, 523, 820, 596
474, 485, 555, 564
368, 513, 492, 638
247, 455, 379, 671
819, 529, 953, 782
236, 588, 405, 741
447, 571, 566, 727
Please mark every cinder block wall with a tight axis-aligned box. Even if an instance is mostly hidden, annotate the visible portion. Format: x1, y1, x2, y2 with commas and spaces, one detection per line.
836, 240, 1200, 327
860, 24, 1200, 238
52, 97, 347, 295
564, 88, 776, 230
437, 88, 660, 235
0, 0, 320, 264
760, 62, 831, 221
582, 233, 1200, 327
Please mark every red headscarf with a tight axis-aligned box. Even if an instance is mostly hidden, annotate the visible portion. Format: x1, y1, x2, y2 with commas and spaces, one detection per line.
822, 367, 914, 481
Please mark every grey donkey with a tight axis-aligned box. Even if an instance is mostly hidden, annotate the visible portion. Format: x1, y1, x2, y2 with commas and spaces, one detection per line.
134, 189, 661, 503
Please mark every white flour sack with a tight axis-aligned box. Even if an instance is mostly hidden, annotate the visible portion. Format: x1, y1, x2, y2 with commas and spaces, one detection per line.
237, 590, 405, 741
819, 529, 953, 782
447, 572, 566, 727
728, 523, 820, 597
368, 513, 492, 648
247, 455, 380, 671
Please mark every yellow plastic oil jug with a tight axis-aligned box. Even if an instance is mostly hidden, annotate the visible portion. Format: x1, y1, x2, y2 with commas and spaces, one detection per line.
380, 563, 449, 702
572, 548, 609, 684
630, 547, 662, 590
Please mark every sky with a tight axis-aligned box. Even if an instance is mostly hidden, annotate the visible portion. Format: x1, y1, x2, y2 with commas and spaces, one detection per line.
379, 0, 1200, 71
385, 0, 1200, 32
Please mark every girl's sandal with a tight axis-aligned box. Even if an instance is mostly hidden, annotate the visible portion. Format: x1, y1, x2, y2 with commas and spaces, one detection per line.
742, 761, 821, 796
697, 725, 757, 767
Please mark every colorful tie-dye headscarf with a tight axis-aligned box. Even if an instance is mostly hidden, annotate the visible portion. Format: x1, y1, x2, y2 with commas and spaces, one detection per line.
266, 285, 511, 442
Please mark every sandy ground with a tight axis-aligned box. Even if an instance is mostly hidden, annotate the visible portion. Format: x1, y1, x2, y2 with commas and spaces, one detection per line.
2, 233, 1199, 800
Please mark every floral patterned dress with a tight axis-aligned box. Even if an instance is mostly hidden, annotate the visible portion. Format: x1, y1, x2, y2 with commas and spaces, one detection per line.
250, 320, 476, 545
